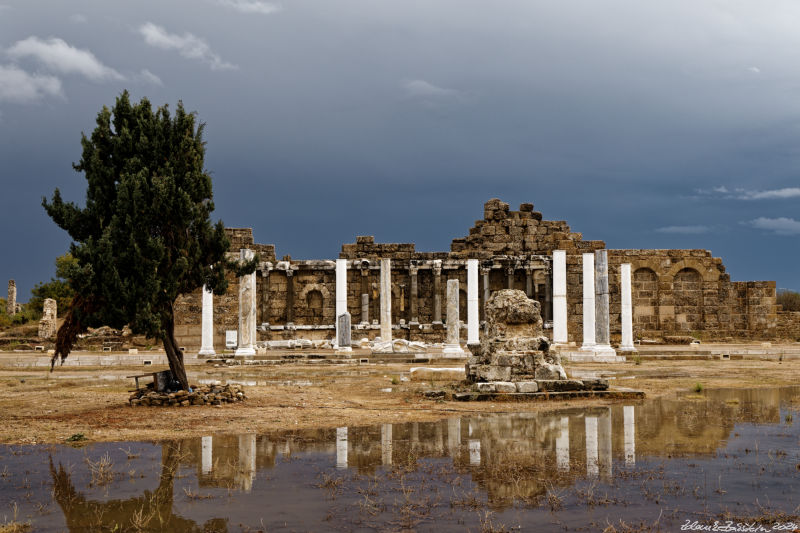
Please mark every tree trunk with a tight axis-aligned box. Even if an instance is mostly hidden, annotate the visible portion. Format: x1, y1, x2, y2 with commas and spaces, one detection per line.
163, 311, 189, 390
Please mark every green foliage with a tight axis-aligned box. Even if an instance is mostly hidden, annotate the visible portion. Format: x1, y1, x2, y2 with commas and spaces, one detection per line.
693, 382, 704, 393
42, 91, 254, 387
0, 298, 38, 327
777, 289, 800, 312
28, 254, 77, 317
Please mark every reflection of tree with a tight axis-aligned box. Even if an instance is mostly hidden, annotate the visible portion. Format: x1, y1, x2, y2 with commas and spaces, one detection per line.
50, 442, 228, 532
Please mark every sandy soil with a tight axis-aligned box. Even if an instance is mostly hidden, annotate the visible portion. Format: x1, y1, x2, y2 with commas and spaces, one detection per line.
1, 358, 799, 445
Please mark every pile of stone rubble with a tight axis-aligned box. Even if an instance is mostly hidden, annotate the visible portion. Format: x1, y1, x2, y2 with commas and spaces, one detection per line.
129, 384, 245, 407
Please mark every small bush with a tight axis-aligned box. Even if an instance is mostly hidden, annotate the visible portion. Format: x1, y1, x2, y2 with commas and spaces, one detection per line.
777, 289, 800, 312
693, 383, 704, 393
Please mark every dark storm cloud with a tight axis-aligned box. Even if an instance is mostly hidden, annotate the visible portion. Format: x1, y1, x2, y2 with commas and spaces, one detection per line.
1, 0, 800, 300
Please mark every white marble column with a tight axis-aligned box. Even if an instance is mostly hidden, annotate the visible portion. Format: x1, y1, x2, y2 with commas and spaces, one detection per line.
467, 260, 480, 345
556, 416, 570, 472
552, 250, 568, 344
336, 427, 348, 469
623, 405, 636, 465
201, 435, 213, 475
585, 416, 598, 477
235, 249, 256, 357
198, 285, 216, 356
381, 423, 393, 466
580, 253, 595, 351
335, 259, 352, 352
443, 279, 465, 355
620, 263, 635, 351
380, 259, 392, 343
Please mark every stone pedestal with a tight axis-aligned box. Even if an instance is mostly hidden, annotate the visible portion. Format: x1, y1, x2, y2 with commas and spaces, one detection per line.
466, 289, 567, 383
467, 259, 479, 345
593, 250, 616, 357
235, 249, 257, 357
620, 263, 636, 351
198, 285, 216, 356
580, 253, 595, 351
443, 279, 465, 356
552, 250, 568, 344
336, 312, 352, 353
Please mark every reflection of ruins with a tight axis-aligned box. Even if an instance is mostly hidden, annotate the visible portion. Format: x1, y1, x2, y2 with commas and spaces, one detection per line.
173, 387, 795, 507
49, 441, 228, 532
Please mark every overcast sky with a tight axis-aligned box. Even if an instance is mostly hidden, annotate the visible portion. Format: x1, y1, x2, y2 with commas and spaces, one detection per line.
2, 0, 800, 300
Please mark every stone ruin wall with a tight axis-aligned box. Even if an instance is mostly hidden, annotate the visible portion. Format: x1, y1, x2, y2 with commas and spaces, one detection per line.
174, 199, 785, 351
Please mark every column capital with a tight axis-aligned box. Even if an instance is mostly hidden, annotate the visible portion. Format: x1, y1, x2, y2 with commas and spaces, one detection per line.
433, 260, 442, 276
480, 266, 491, 276
409, 264, 419, 276
285, 268, 294, 278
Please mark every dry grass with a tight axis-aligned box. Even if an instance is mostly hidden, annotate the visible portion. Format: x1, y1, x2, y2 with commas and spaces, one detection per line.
0, 358, 799, 444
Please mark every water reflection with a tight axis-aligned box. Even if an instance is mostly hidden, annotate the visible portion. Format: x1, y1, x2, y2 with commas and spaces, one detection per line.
2, 386, 799, 532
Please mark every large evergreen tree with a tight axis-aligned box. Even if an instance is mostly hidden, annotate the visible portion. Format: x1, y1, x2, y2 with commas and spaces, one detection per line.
43, 91, 253, 389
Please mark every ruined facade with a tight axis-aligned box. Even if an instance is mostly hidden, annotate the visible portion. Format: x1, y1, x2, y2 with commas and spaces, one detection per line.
174, 199, 779, 351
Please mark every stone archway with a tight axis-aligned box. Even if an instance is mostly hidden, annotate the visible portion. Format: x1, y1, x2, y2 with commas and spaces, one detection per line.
298, 283, 333, 325
673, 268, 702, 332
633, 267, 659, 334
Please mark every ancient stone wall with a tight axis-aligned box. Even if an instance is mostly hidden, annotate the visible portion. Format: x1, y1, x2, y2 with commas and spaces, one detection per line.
174, 200, 786, 351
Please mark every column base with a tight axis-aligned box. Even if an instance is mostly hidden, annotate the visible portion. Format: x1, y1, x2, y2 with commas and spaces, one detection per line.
442, 344, 466, 357
197, 348, 216, 357
579, 343, 596, 352
618, 344, 637, 352
234, 347, 256, 357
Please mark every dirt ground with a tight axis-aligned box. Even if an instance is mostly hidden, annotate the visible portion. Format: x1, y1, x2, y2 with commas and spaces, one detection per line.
1, 358, 799, 445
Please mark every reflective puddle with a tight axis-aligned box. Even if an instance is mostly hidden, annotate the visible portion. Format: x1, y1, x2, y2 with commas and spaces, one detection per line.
2, 387, 800, 531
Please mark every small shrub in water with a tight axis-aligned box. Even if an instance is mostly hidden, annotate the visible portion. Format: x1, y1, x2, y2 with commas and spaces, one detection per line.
693, 383, 704, 393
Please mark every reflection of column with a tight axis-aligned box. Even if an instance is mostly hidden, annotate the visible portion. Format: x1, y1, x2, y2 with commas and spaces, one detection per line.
380, 259, 392, 342
581, 253, 595, 351
411, 422, 419, 451
620, 264, 635, 351
238, 434, 256, 492
469, 440, 481, 466
409, 264, 419, 325
236, 249, 256, 357
432, 261, 443, 324
434, 421, 444, 454
201, 436, 213, 475
585, 416, 598, 476
199, 286, 215, 356
335, 259, 348, 347
553, 250, 568, 344
623, 405, 636, 466
336, 427, 348, 469
598, 410, 612, 479
556, 417, 570, 472
447, 418, 461, 456
381, 424, 393, 466
467, 260, 479, 344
